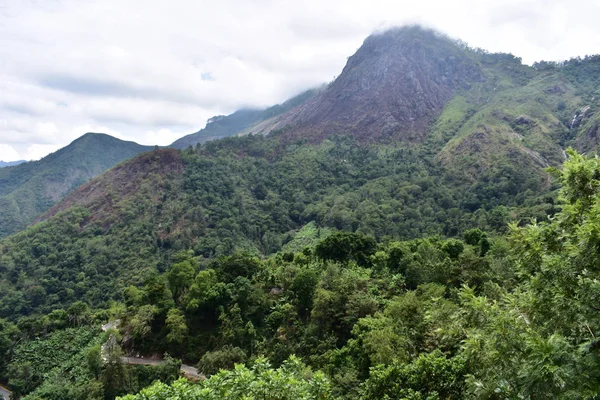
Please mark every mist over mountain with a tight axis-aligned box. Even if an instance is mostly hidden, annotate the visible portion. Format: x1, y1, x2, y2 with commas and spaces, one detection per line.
170, 87, 323, 149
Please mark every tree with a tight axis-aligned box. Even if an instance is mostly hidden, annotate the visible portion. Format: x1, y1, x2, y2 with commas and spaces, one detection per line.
87, 345, 103, 379
130, 305, 158, 343
102, 334, 127, 400
185, 269, 229, 313
165, 308, 188, 345
362, 350, 465, 400
441, 239, 464, 260
214, 253, 261, 282
290, 268, 319, 318
167, 260, 196, 301
315, 232, 377, 266
67, 301, 90, 327
197, 345, 247, 376
119, 356, 334, 400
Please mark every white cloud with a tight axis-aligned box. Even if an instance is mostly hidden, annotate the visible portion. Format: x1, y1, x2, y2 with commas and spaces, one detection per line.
1, 0, 600, 160
0, 144, 21, 161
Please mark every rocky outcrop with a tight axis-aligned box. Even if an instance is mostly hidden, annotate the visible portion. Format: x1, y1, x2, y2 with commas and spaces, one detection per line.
250, 26, 483, 143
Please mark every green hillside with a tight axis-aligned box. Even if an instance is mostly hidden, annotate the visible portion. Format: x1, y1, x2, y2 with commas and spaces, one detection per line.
2, 150, 600, 400
435, 53, 600, 185
0, 133, 152, 238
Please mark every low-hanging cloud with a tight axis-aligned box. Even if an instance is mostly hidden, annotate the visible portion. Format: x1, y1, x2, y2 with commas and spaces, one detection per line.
1, 0, 600, 161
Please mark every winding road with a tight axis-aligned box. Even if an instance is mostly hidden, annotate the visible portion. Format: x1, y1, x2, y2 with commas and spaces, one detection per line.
0, 384, 11, 400
121, 357, 204, 379
104, 322, 204, 379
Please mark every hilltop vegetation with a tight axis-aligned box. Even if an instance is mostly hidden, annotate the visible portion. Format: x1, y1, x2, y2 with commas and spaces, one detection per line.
0, 133, 152, 238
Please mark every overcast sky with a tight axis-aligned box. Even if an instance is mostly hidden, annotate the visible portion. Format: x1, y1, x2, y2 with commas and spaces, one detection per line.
1, 0, 600, 161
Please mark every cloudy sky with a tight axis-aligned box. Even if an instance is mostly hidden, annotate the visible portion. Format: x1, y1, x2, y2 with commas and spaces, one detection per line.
1, 0, 599, 161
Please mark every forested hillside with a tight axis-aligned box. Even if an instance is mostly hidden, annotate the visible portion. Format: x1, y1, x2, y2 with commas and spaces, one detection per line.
1, 25, 600, 400
0, 133, 152, 238
1, 150, 600, 399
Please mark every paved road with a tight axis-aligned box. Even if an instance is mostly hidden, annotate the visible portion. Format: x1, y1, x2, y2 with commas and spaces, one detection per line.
121, 357, 204, 379
180, 364, 202, 378
0, 384, 11, 400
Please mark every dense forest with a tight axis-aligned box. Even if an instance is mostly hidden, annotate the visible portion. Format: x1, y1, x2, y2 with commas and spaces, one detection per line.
1, 148, 599, 399
0, 133, 555, 324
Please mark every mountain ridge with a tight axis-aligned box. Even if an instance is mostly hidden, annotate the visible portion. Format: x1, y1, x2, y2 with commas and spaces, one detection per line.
3, 25, 600, 400
170, 87, 324, 149
0, 160, 27, 168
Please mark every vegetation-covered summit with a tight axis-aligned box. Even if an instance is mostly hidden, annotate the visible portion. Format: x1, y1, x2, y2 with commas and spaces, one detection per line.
0, 133, 152, 238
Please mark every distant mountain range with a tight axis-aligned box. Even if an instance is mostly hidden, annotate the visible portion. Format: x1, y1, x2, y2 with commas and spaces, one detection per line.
2, 25, 600, 242
0, 160, 27, 168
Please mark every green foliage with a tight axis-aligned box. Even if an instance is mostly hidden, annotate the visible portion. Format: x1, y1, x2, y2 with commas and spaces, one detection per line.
119, 356, 333, 400
315, 232, 377, 266
0, 133, 152, 238
361, 350, 466, 400
197, 345, 247, 376
7, 327, 101, 398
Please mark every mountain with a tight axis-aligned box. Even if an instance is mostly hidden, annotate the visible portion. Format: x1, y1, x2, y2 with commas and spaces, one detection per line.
7, 25, 600, 310
170, 87, 322, 149
0, 160, 26, 168
0, 133, 153, 238
6, 25, 600, 315
170, 27, 600, 192
249, 27, 483, 143
3, 25, 600, 399
207, 26, 600, 189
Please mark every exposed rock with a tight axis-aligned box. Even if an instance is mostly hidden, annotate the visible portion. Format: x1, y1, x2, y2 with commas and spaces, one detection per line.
252, 26, 483, 144
570, 106, 591, 129
544, 84, 566, 94
515, 115, 535, 126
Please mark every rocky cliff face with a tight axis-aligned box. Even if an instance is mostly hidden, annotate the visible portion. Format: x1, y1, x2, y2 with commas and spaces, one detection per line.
253, 26, 482, 143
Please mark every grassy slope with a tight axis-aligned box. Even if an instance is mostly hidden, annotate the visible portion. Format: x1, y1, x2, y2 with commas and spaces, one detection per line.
430, 53, 600, 190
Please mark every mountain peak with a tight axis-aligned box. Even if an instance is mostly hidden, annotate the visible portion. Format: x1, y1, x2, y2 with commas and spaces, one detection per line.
358, 25, 449, 52
0, 132, 153, 238
254, 25, 482, 143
